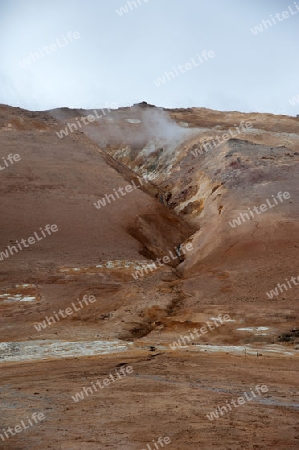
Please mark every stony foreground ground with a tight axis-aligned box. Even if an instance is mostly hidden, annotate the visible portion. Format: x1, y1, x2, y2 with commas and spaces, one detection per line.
1, 350, 298, 450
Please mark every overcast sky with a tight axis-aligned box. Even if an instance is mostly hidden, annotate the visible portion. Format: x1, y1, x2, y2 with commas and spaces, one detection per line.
0, 0, 298, 115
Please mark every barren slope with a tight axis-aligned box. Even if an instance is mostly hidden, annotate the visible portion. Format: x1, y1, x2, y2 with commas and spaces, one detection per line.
0, 103, 298, 450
